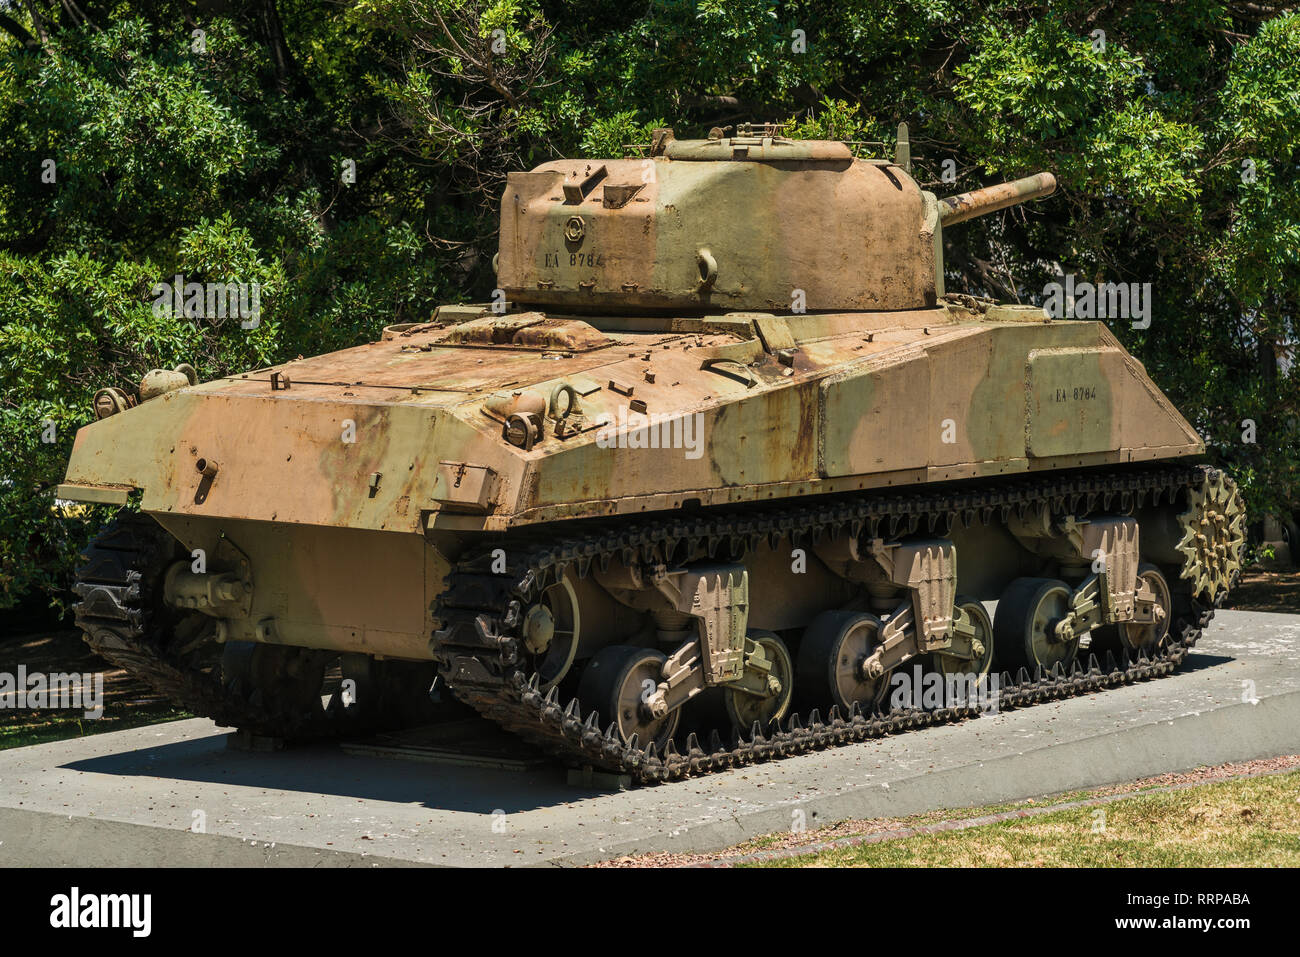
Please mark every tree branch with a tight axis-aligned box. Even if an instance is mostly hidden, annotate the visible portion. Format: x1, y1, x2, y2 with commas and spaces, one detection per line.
0, 13, 41, 50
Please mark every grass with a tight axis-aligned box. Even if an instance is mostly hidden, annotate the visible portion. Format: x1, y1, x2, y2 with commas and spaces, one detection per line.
749, 770, 1300, 867
0, 705, 192, 750
0, 626, 194, 750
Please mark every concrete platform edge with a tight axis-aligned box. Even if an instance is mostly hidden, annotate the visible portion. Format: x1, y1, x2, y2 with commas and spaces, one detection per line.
538, 690, 1300, 866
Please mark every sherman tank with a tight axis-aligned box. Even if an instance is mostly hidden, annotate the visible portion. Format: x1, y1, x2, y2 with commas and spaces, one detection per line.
60, 123, 1246, 783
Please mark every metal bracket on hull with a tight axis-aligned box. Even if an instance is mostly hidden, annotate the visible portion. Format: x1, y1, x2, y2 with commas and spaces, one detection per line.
1009, 511, 1157, 642
1078, 517, 1141, 623
572, 561, 756, 722
854, 539, 970, 678
869, 540, 958, 652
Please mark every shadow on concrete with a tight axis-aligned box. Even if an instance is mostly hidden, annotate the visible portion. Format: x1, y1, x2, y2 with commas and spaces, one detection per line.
54, 649, 1244, 815
60, 733, 609, 814
1177, 650, 1235, 674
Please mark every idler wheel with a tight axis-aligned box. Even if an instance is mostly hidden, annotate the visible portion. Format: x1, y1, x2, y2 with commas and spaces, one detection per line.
933, 595, 995, 681
578, 645, 679, 748
994, 577, 1079, 672
1091, 563, 1172, 658
522, 576, 581, 692
723, 630, 794, 731
795, 610, 889, 713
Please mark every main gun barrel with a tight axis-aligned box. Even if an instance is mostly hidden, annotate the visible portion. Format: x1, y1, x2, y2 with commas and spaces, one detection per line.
938, 172, 1057, 226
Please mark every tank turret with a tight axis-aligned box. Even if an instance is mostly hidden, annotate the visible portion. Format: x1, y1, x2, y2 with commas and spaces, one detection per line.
496, 124, 1056, 314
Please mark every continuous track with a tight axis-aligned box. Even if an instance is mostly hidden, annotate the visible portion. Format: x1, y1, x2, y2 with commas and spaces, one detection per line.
73, 464, 1227, 784
432, 464, 1222, 783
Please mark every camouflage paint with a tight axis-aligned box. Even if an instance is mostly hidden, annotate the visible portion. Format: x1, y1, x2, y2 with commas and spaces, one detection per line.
499, 136, 934, 313
62, 308, 1204, 529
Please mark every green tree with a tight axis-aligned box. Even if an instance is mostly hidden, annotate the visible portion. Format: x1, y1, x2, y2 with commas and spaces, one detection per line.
0, 0, 1295, 611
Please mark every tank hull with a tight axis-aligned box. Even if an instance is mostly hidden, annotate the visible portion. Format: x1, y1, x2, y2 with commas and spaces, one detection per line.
62, 304, 1208, 661
62, 305, 1201, 527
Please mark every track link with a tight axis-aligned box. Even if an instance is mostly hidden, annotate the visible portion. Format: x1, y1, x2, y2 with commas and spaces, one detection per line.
433, 465, 1225, 784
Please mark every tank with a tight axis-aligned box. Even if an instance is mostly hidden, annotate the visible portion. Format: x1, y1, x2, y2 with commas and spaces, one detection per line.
60, 123, 1246, 781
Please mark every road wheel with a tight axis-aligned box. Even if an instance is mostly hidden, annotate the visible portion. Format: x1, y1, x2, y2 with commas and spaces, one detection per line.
933, 595, 995, 681
1091, 563, 1172, 658
994, 577, 1078, 672
578, 645, 679, 748
796, 610, 889, 713
724, 630, 794, 731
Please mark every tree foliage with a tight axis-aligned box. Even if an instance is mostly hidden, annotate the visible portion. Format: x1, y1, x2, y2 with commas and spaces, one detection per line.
0, 0, 1296, 609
